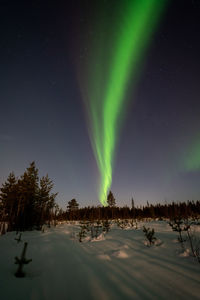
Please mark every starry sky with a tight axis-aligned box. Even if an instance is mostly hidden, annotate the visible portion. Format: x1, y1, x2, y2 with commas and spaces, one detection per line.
1, 0, 200, 208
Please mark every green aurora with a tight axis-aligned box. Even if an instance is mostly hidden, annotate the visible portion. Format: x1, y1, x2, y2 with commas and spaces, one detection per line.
78, 0, 167, 206
185, 139, 200, 171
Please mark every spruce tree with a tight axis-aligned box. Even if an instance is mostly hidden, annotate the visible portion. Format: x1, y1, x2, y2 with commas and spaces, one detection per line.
37, 175, 58, 228
0, 162, 58, 231
107, 191, 116, 207
17, 162, 39, 230
67, 199, 79, 220
0, 172, 18, 231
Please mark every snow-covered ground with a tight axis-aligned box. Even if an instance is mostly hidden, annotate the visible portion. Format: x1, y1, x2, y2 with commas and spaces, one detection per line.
0, 221, 200, 300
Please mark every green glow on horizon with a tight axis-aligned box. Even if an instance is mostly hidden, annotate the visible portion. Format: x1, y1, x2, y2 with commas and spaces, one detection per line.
185, 140, 200, 171
78, 0, 166, 206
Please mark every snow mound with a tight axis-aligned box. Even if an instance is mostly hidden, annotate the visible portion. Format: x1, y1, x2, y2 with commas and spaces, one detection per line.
143, 239, 163, 247
83, 236, 91, 242
111, 250, 129, 258
91, 233, 105, 242
180, 249, 190, 257
154, 239, 163, 246
97, 254, 111, 261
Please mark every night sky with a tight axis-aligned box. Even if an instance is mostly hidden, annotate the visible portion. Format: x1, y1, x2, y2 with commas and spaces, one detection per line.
1, 0, 200, 208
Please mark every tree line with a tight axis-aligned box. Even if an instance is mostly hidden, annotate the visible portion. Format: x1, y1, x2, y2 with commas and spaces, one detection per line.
62, 192, 200, 221
1, 163, 200, 233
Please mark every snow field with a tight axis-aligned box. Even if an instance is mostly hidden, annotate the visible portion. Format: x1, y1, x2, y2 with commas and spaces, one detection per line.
0, 221, 200, 300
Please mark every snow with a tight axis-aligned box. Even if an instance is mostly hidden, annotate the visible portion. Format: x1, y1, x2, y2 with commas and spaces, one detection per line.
90, 233, 105, 242
180, 249, 190, 257
0, 221, 200, 300
110, 249, 129, 258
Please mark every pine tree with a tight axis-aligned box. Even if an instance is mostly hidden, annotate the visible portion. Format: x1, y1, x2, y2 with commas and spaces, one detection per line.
131, 197, 136, 219
0, 162, 58, 231
67, 199, 79, 220
0, 172, 18, 231
37, 175, 57, 228
17, 162, 39, 230
107, 191, 116, 207
131, 198, 134, 209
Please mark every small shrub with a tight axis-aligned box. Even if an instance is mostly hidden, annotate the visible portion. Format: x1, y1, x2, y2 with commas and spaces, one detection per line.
78, 225, 87, 242
169, 219, 187, 249
94, 220, 102, 238
102, 219, 111, 233
143, 226, 157, 246
15, 242, 32, 277
15, 233, 22, 243
185, 225, 200, 263
118, 219, 129, 230
130, 219, 138, 229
